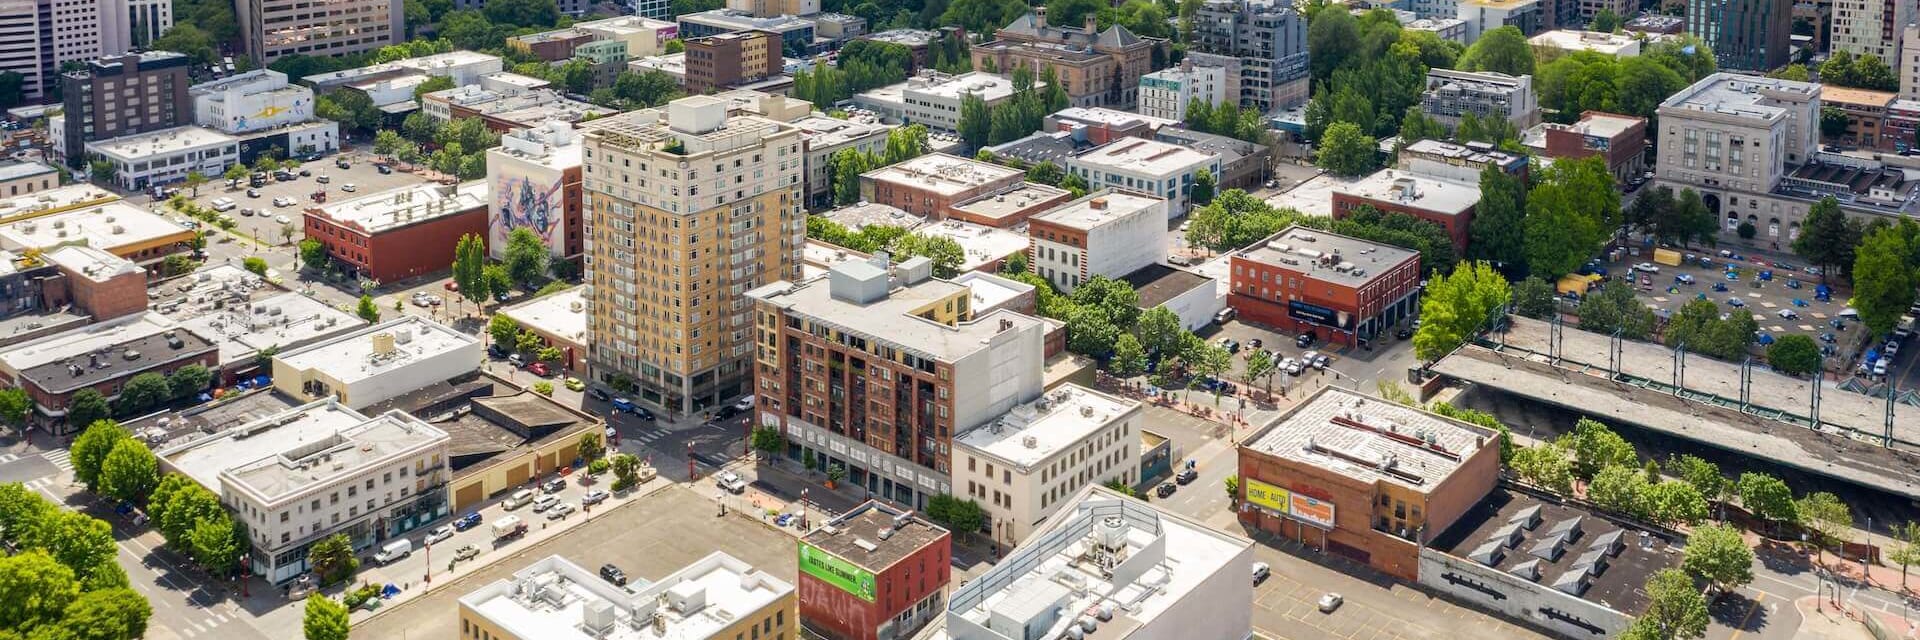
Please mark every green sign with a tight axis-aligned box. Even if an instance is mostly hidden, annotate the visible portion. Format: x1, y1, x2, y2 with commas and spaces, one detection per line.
798, 542, 876, 602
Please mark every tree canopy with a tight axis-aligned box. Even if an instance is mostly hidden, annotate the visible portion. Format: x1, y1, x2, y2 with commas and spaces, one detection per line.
1413, 262, 1511, 361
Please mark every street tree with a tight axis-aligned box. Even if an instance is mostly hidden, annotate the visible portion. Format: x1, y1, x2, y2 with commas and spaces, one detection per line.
1736, 472, 1799, 530
1893, 522, 1920, 589
483, 264, 512, 302
31, 509, 123, 591
577, 432, 604, 461
1133, 306, 1185, 360
1109, 333, 1148, 378
298, 239, 325, 272
1798, 491, 1853, 555
1524, 156, 1619, 277
1766, 334, 1823, 376
223, 164, 248, 184
611, 453, 641, 490
1589, 464, 1649, 519
1682, 524, 1754, 592
1644, 481, 1710, 527
56, 586, 151, 640
749, 427, 782, 461
307, 533, 358, 586
1458, 26, 1535, 76
1192, 168, 1216, 205
1315, 121, 1378, 176
1851, 219, 1919, 335
1244, 348, 1277, 393
1791, 197, 1858, 281
304, 593, 350, 640
452, 233, 488, 310
116, 373, 171, 415
1429, 402, 1516, 462
188, 515, 239, 577
72, 420, 131, 491
98, 438, 159, 505
1510, 442, 1574, 494
66, 390, 110, 430
0, 551, 80, 633
0, 388, 30, 427
356, 294, 380, 323
1469, 164, 1526, 266
1628, 568, 1709, 640
168, 364, 212, 400
1413, 261, 1511, 361
1568, 418, 1637, 480
503, 227, 549, 289
183, 171, 207, 197
1666, 454, 1728, 510
1512, 276, 1556, 319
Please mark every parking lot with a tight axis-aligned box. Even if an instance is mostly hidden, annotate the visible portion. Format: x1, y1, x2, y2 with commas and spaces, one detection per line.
147, 153, 439, 247
1616, 250, 1874, 367
1204, 317, 1423, 398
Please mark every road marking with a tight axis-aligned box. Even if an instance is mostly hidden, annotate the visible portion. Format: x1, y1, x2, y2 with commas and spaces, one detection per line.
1727, 592, 1763, 640
41, 450, 71, 471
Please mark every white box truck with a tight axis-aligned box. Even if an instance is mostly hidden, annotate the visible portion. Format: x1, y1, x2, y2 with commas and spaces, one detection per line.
491, 515, 527, 540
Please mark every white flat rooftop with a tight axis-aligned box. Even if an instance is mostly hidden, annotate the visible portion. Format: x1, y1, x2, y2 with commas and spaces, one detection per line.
749, 272, 1047, 362
461, 552, 790, 640
1030, 190, 1165, 231
309, 181, 487, 234
499, 287, 588, 347
792, 115, 889, 149
629, 54, 686, 76
949, 271, 1034, 314
1333, 169, 1480, 215
0, 201, 191, 253
863, 153, 1022, 197
955, 385, 1139, 468
902, 72, 1030, 102
162, 400, 448, 506
1264, 171, 1350, 217
1528, 29, 1641, 55
1245, 387, 1494, 491
161, 399, 371, 493
274, 316, 479, 386
0, 312, 175, 373
0, 184, 119, 222
914, 219, 1029, 273
1070, 138, 1215, 175
87, 126, 237, 160
948, 487, 1250, 640
43, 245, 139, 282
172, 291, 361, 366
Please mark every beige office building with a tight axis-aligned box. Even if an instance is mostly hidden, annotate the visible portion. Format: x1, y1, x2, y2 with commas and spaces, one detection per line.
235, 0, 401, 62
581, 96, 804, 415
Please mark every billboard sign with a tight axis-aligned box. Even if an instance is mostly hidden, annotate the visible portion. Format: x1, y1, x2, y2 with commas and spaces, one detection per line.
798, 542, 875, 602
1289, 300, 1352, 329
1290, 494, 1336, 529
1244, 478, 1291, 515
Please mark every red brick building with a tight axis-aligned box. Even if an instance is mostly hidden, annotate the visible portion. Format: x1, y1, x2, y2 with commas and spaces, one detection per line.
798, 501, 951, 640
1237, 387, 1502, 581
0, 314, 220, 435
1539, 111, 1649, 183
859, 153, 1025, 221
1228, 226, 1422, 346
302, 182, 489, 283
43, 246, 149, 322
685, 30, 784, 94
1330, 172, 1478, 253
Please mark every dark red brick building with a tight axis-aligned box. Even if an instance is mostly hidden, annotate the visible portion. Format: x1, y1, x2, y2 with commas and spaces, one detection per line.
1539, 111, 1649, 184
798, 501, 950, 640
1228, 226, 1422, 346
302, 182, 488, 283
0, 315, 219, 435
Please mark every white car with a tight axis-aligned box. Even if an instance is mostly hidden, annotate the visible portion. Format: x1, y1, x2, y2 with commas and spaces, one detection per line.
530, 494, 560, 513
545, 502, 577, 520
717, 472, 748, 494
274, 215, 290, 224
1777, 309, 1799, 319
1634, 262, 1659, 273
1317, 592, 1344, 613
273, 196, 295, 207
341, 183, 358, 192
424, 525, 454, 546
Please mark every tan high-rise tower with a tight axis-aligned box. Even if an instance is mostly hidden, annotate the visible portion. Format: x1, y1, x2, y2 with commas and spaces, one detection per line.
581, 95, 804, 414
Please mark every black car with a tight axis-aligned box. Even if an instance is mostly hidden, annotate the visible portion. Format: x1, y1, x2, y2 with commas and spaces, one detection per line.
714, 404, 743, 420
1175, 468, 1198, 485
599, 564, 628, 586
1295, 332, 1316, 348
588, 387, 611, 402
336, 159, 351, 169
376, 164, 393, 174
488, 344, 510, 359
1155, 482, 1177, 498
1395, 327, 1413, 340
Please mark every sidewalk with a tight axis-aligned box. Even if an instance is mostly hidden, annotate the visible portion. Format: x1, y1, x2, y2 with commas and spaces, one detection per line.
1794, 594, 1916, 640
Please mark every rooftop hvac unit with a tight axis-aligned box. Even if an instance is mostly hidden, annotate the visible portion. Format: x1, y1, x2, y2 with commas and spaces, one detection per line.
1022, 435, 1039, 448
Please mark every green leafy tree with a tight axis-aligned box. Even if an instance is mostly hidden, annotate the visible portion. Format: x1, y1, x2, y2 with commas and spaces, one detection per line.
0, 387, 30, 427
29, 509, 123, 591
1524, 156, 1618, 277
1627, 569, 1709, 640
116, 373, 171, 415
356, 295, 380, 323
98, 439, 159, 505
1798, 491, 1853, 552
1512, 276, 1556, 319
577, 432, 605, 461
67, 391, 111, 432
611, 453, 641, 490
489, 315, 520, 348
504, 227, 550, 290
1510, 441, 1575, 494
1429, 402, 1516, 462
1184, 190, 1304, 251
0, 551, 80, 633
1458, 26, 1535, 76
1767, 334, 1823, 376
1769, 63, 1811, 81
1066, 307, 1122, 358
1413, 261, 1511, 361
1851, 220, 1919, 335
1892, 522, 1920, 588
1307, 8, 1360, 84
298, 238, 326, 272
1575, 284, 1657, 339
1820, 106, 1850, 139
1645, 481, 1710, 527
1590, 464, 1649, 518
1191, 168, 1216, 205
1589, 8, 1621, 31
1667, 454, 1728, 508
1736, 472, 1799, 528
1567, 418, 1638, 480
56, 586, 151, 640
1243, 348, 1277, 392
749, 427, 783, 460
1110, 333, 1148, 377
304, 593, 350, 639
1133, 306, 1186, 361
188, 515, 240, 577
242, 256, 269, 276
1469, 164, 1526, 265
1314, 121, 1378, 176
1069, 276, 1142, 329
1791, 197, 1858, 281
1683, 524, 1754, 591
71, 420, 131, 491
453, 234, 487, 308
307, 533, 358, 585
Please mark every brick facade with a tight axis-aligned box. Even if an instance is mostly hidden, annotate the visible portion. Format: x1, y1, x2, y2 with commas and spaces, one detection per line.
302, 206, 488, 283
1329, 192, 1473, 253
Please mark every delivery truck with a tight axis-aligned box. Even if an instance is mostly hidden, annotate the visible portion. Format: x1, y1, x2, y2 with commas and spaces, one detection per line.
492, 515, 527, 540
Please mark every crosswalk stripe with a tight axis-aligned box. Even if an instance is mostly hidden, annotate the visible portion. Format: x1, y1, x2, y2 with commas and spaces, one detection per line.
42, 451, 72, 471
0, 453, 18, 464
180, 627, 196, 638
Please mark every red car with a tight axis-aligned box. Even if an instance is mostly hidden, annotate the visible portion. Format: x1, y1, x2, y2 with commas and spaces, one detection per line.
527, 362, 551, 377
444, 281, 459, 291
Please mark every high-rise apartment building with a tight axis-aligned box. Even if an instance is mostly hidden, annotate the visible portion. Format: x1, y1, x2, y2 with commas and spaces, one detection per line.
1139, 61, 1229, 122
1187, 0, 1310, 113
1830, 0, 1908, 64
0, 0, 173, 101
60, 52, 191, 169
488, 121, 585, 265
746, 254, 1050, 507
235, 0, 401, 62
1904, 23, 1920, 100
581, 96, 804, 414
1687, 0, 1791, 70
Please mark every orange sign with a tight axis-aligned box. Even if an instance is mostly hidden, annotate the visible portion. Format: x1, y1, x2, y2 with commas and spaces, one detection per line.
1289, 494, 1336, 529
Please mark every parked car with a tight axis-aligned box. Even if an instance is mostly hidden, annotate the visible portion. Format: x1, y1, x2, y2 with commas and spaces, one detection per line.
1246, 338, 1263, 349
1395, 326, 1413, 339
424, 525, 454, 546
1317, 593, 1344, 613
274, 196, 295, 207
582, 489, 610, 506
336, 159, 351, 169
600, 564, 628, 586
341, 183, 357, 192
541, 478, 567, 494
1726, 298, 1745, 308
545, 502, 576, 519
1634, 262, 1659, 273
376, 164, 393, 174
1218, 338, 1240, 354
1155, 482, 1177, 498
453, 512, 483, 530
246, 188, 261, 198
527, 362, 551, 377
274, 215, 290, 224
502, 489, 535, 510
453, 545, 480, 561
372, 539, 412, 564
1175, 468, 1198, 485
1777, 309, 1799, 319
316, 174, 330, 184
1295, 332, 1316, 348
1252, 562, 1271, 585
530, 494, 560, 513
717, 472, 748, 494
589, 387, 612, 402
1310, 353, 1331, 369
1674, 274, 1695, 285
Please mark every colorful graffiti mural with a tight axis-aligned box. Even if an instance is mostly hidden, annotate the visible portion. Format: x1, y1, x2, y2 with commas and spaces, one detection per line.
491, 173, 565, 255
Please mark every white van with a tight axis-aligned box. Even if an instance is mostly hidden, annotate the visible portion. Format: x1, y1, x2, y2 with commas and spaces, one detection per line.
503, 489, 536, 510
372, 538, 412, 564
210, 197, 237, 212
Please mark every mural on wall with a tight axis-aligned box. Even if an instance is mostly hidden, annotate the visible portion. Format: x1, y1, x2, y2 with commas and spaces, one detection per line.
491, 173, 565, 255
232, 97, 310, 132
